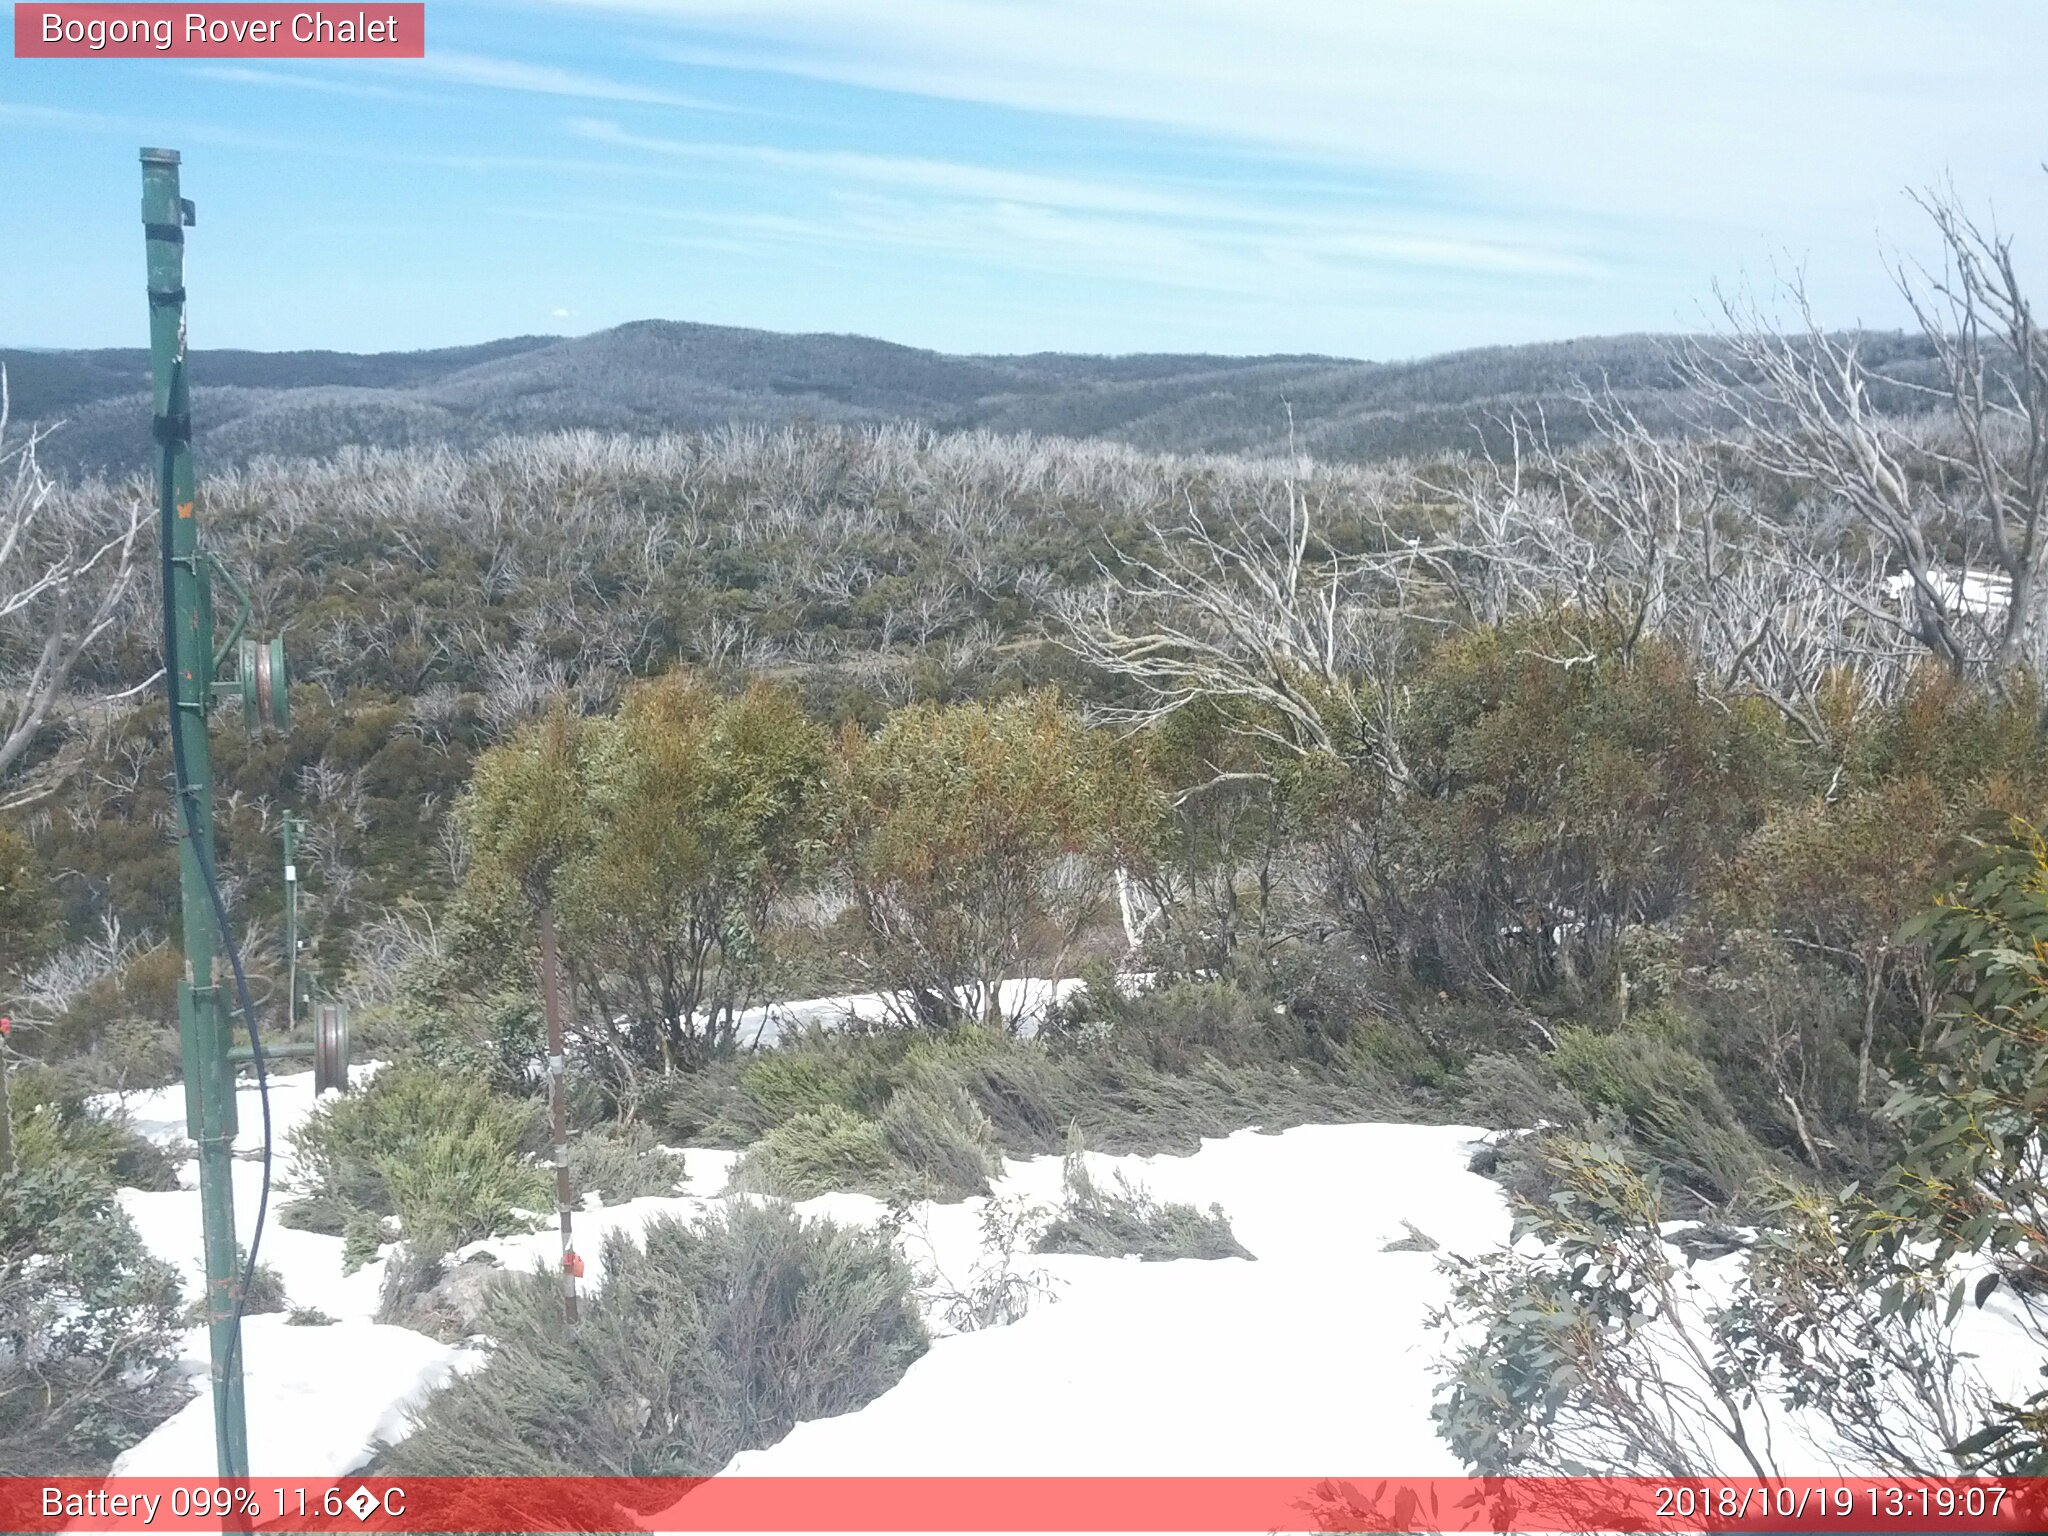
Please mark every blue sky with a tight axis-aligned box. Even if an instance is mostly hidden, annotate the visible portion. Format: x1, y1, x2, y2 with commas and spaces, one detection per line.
3, 0, 2046, 358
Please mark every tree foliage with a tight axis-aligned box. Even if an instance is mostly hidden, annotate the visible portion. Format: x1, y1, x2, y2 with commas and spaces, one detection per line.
833, 690, 1161, 1029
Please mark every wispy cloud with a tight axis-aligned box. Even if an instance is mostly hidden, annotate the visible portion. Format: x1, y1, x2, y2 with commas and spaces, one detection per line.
399, 50, 732, 111
536, 0, 2048, 236
0, 99, 281, 150
190, 64, 434, 104
568, 118, 1601, 280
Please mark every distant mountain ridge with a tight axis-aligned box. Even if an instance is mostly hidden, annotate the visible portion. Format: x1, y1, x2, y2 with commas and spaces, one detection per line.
0, 318, 1940, 479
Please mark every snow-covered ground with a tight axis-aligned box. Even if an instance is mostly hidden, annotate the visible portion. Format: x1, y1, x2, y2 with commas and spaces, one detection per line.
94, 1049, 1518, 1481
727, 1122, 1506, 1478
87, 1005, 2047, 1498
98, 1066, 489, 1478
735, 976, 1081, 1046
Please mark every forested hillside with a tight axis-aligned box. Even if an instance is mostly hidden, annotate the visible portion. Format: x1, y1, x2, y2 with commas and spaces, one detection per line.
3, 322, 1950, 479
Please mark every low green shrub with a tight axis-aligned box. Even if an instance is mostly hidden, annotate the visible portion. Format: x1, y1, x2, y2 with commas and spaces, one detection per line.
1035, 1147, 1253, 1262
1456, 1052, 1591, 1132
377, 1244, 447, 1326
1, 1153, 185, 1473
659, 979, 1438, 1186
878, 1070, 1001, 1198
1551, 1014, 1770, 1208
291, 1063, 549, 1250
382, 1203, 927, 1475
342, 1212, 391, 1274
184, 1246, 287, 1324
411, 993, 548, 1099
277, 1194, 352, 1235
740, 1041, 882, 1122
731, 1105, 899, 1199
1098, 980, 1280, 1073
645, 1058, 760, 1147
569, 1122, 686, 1206
901, 1027, 1067, 1154
8, 1077, 181, 1192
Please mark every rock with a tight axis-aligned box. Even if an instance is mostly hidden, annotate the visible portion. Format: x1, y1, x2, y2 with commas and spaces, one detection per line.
1466, 1141, 1500, 1177
417, 1255, 511, 1335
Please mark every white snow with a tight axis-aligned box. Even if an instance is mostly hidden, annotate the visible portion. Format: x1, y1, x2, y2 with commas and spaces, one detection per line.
101, 1046, 1517, 1480
111, 1318, 481, 1478
724, 1123, 1506, 1479
89, 1013, 2047, 1495
736, 978, 1082, 1046
92, 1063, 490, 1479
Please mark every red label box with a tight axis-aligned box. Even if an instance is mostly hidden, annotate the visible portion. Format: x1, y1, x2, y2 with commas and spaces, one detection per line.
14, 3, 425, 57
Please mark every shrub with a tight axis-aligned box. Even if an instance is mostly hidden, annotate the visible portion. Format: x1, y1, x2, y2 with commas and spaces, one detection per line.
1551, 1014, 1770, 1208
731, 1105, 900, 1199
40, 1018, 183, 1099
185, 1246, 287, 1324
878, 1071, 1001, 1199
291, 1063, 548, 1251
1, 1154, 185, 1473
342, 1211, 392, 1274
907, 1195, 1060, 1333
569, 1121, 686, 1206
7, 1077, 180, 1192
461, 676, 830, 1082
1034, 1146, 1252, 1262
1432, 1136, 1769, 1477
412, 993, 547, 1100
277, 1194, 353, 1236
1098, 980, 1280, 1073
875, 1025, 1068, 1155
832, 691, 1162, 1030
938, 1041, 1067, 1154
646, 1058, 763, 1148
740, 1039, 889, 1123
382, 1203, 927, 1475
1862, 821, 2048, 1470
1393, 615, 1786, 994
377, 1244, 447, 1327
1456, 1052, 1590, 1132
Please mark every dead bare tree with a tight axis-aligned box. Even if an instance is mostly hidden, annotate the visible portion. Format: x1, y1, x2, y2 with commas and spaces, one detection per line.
1056, 476, 1447, 789
1442, 389, 1912, 749
1685, 183, 2048, 686
0, 372, 145, 804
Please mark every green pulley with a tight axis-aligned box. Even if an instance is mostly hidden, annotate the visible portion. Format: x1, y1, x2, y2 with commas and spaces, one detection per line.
313, 1002, 351, 1095
238, 633, 289, 733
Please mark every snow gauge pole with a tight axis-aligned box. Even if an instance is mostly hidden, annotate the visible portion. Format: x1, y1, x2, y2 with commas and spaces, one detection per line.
540, 905, 580, 1322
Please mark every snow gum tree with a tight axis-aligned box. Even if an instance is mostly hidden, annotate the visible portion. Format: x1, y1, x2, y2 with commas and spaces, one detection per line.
1860, 820, 2048, 1470
1389, 612, 1787, 994
831, 690, 1162, 1030
460, 675, 829, 1094
560, 674, 828, 1073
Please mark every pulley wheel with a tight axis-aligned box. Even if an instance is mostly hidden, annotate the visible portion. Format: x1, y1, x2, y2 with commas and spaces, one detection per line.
239, 634, 290, 734
314, 1003, 350, 1094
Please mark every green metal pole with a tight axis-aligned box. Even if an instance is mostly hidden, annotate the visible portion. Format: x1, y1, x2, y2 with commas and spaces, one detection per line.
143, 146, 250, 1480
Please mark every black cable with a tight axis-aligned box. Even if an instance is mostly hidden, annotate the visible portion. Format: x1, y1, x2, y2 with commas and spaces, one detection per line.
158, 432, 273, 1395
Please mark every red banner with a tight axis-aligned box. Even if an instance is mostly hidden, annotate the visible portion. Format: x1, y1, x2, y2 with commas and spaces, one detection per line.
13, 4, 425, 57
5, 1477, 2047, 1533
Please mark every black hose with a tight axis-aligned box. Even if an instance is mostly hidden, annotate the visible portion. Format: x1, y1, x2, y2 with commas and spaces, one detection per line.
157, 434, 273, 1394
